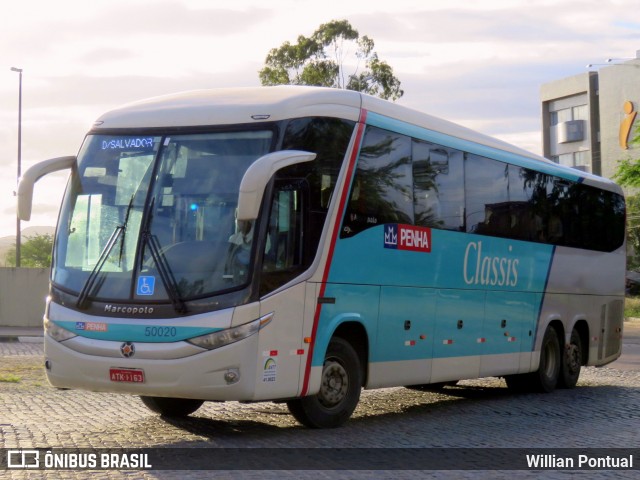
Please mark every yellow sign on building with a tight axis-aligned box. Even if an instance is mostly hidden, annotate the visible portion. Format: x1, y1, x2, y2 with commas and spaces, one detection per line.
620, 100, 637, 150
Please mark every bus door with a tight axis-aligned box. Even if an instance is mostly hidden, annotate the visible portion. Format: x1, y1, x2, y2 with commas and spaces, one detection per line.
254, 179, 308, 400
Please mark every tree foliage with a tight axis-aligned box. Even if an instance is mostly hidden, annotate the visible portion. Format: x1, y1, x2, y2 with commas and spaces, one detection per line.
613, 123, 640, 269
626, 195, 640, 269
259, 19, 404, 101
4, 234, 53, 268
613, 123, 640, 187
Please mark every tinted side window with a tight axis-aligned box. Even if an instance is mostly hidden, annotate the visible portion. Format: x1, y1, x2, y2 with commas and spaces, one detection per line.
282, 117, 355, 212
341, 127, 412, 238
335, 121, 624, 252
260, 180, 307, 296
507, 166, 625, 252
281, 117, 355, 251
559, 181, 625, 252
413, 139, 464, 231
465, 154, 509, 236
508, 166, 555, 243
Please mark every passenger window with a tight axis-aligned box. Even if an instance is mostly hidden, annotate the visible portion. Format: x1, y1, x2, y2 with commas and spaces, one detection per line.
508, 166, 554, 242
341, 127, 412, 238
465, 154, 509, 236
413, 140, 464, 231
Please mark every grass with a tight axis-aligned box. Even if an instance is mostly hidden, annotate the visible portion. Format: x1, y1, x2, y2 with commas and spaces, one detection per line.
625, 296, 640, 318
0, 374, 21, 383
0, 359, 46, 387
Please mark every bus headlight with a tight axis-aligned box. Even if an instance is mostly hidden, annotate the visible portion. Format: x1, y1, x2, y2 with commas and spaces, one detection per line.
187, 312, 273, 350
44, 318, 77, 342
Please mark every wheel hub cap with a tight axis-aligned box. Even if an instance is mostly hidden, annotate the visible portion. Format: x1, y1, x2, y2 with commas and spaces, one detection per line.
319, 360, 348, 408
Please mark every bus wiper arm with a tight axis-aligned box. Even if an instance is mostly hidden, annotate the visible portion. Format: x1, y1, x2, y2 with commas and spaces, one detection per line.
76, 225, 124, 309
142, 232, 187, 314
75, 195, 135, 309
117, 195, 135, 265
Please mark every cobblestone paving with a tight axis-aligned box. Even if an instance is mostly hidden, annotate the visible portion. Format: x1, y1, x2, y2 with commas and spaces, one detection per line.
1, 342, 639, 480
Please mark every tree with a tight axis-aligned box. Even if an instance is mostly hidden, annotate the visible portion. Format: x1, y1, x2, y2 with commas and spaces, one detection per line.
613, 123, 640, 187
613, 124, 640, 269
625, 195, 640, 270
259, 19, 404, 101
4, 234, 54, 268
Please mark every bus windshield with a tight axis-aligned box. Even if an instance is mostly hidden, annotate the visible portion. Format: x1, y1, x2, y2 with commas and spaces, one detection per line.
53, 130, 274, 305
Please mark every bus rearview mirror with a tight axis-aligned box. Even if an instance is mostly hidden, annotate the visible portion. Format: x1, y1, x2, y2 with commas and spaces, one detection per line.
17, 156, 76, 221
237, 150, 316, 221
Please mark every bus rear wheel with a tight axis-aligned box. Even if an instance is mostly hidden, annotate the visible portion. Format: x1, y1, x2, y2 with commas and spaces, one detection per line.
559, 329, 582, 389
505, 326, 561, 393
287, 337, 362, 428
140, 396, 204, 417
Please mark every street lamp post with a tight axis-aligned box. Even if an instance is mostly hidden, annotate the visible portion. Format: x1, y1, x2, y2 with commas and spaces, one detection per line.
11, 67, 22, 268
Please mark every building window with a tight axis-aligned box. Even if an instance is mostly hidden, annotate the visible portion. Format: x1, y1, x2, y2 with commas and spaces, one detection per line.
550, 105, 587, 126
551, 152, 589, 170
574, 151, 588, 167
550, 108, 572, 126
572, 105, 588, 121
557, 153, 574, 167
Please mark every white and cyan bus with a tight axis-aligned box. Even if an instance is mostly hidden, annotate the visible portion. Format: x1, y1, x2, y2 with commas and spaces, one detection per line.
19, 86, 626, 428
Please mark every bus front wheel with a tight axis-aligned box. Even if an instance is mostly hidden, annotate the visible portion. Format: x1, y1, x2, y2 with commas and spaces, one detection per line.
287, 337, 362, 428
140, 396, 204, 417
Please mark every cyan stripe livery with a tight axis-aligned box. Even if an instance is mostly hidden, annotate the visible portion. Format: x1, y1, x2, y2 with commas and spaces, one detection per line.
312, 227, 554, 366
53, 320, 220, 343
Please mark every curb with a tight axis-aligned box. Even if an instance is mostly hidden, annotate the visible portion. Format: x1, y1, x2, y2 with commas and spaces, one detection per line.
0, 328, 44, 344
0, 335, 44, 343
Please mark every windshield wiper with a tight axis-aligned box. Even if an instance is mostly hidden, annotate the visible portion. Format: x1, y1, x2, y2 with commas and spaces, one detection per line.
76, 196, 134, 309
139, 198, 187, 314
76, 225, 124, 309
141, 232, 187, 314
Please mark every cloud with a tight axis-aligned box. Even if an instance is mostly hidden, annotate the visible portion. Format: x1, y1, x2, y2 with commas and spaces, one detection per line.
0, 0, 274, 71
76, 48, 136, 65
69, 2, 273, 37
25, 66, 262, 110
352, 1, 636, 44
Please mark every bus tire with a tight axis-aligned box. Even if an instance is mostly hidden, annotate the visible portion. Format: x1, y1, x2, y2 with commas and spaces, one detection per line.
140, 396, 204, 417
505, 326, 561, 393
559, 329, 582, 389
287, 337, 362, 428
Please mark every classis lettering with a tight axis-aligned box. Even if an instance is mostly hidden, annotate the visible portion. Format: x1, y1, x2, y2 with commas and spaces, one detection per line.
463, 241, 519, 287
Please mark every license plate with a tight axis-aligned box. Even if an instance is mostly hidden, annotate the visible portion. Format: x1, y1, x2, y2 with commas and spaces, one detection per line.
109, 368, 145, 383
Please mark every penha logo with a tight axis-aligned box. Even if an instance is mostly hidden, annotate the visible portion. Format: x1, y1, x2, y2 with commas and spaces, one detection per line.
384, 224, 431, 253
384, 224, 398, 247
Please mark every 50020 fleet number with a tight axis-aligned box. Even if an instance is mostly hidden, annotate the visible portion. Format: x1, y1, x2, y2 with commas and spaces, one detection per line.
144, 326, 177, 338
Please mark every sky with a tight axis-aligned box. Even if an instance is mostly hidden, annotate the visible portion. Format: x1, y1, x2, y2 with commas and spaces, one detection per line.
1, 0, 639, 239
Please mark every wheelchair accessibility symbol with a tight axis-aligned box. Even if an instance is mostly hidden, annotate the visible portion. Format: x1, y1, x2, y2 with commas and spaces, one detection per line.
137, 276, 156, 296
